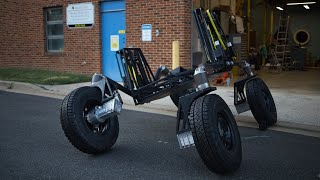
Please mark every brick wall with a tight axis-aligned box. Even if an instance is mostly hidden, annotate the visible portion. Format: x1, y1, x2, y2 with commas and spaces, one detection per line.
0, 0, 192, 75
0, 0, 102, 75
126, 0, 192, 71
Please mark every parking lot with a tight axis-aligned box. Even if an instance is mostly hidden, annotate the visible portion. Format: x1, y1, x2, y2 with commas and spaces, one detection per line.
1, 91, 320, 179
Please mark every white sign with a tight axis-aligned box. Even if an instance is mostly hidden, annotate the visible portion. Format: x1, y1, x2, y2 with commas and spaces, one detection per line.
67, 2, 94, 27
110, 35, 119, 51
142, 24, 152, 41
233, 37, 241, 44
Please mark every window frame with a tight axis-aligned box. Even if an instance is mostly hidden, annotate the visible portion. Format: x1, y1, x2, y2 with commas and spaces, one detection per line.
45, 7, 64, 53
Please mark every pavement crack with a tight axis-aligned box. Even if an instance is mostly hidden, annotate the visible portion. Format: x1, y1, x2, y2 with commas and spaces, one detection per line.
241, 135, 271, 141
8, 83, 13, 89
35, 85, 54, 91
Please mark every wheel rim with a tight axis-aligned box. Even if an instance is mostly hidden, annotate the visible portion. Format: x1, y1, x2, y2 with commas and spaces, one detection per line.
83, 100, 109, 134
217, 113, 233, 150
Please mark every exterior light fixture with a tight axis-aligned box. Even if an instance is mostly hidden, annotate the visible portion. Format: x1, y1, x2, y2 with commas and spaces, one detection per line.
276, 7, 284, 10
303, 5, 310, 9
287, 2, 316, 5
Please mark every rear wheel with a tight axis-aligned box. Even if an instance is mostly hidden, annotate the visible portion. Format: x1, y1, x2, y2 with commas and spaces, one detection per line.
189, 94, 242, 174
60, 86, 119, 154
246, 78, 277, 130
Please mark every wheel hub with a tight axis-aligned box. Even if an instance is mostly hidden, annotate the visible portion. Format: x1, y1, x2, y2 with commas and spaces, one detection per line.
83, 101, 109, 134
86, 95, 122, 126
218, 114, 233, 150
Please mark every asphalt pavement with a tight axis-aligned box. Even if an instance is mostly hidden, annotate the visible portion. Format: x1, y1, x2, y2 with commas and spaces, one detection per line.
1, 91, 320, 180
1, 80, 320, 136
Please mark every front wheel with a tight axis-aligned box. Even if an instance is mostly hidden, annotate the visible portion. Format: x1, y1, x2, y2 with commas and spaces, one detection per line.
189, 94, 242, 174
60, 86, 119, 154
246, 78, 277, 130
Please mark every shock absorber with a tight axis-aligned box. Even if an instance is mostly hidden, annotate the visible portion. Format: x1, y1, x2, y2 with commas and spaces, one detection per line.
86, 93, 122, 125
235, 61, 254, 77
194, 64, 209, 91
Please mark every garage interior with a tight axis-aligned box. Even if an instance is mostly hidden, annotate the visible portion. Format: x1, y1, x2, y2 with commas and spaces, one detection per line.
191, 0, 320, 92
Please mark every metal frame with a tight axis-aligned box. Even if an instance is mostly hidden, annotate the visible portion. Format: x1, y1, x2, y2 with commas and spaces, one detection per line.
91, 8, 256, 136
110, 48, 194, 105
95, 49, 254, 134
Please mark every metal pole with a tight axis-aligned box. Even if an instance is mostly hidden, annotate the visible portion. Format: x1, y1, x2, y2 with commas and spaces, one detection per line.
172, 41, 180, 69
262, 1, 267, 65
263, 1, 267, 45
269, 10, 274, 45
247, 0, 250, 53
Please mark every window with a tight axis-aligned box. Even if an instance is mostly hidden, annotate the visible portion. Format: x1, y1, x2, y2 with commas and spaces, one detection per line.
45, 7, 64, 53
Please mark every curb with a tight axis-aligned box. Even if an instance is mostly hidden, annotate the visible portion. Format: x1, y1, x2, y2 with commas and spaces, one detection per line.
0, 81, 68, 98
0, 81, 13, 89
235, 115, 320, 138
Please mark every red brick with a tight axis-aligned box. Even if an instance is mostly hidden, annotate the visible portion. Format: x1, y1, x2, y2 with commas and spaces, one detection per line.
0, 0, 101, 75
0, 0, 192, 75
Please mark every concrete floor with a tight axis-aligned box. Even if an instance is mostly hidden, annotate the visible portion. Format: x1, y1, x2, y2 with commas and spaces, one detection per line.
257, 68, 320, 94
205, 68, 320, 129
217, 68, 320, 94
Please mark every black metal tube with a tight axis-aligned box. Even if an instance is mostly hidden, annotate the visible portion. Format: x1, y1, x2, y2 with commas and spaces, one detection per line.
210, 11, 236, 58
122, 49, 134, 91
115, 53, 124, 80
198, 9, 217, 62
138, 48, 155, 81
194, 9, 213, 62
128, 49, 141, 88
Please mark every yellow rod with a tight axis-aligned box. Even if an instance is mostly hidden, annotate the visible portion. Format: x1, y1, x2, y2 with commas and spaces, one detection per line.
269, 10, 274, 45
206, 24, 217, 49
127, 65, 137, 83
206, 10, 227, 50
172, 41, 180, 69
232, 51, 239, 77
131, 67, 137, 82
247, 0, 250, 52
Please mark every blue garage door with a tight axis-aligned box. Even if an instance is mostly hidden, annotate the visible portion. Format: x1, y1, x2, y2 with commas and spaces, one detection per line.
101, 0, 126, 82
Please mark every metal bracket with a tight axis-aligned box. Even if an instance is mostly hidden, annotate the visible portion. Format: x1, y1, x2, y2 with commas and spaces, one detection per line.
234, 76, 256, 114
234, 60, 255, 77
177, 130, 195, 149
176, 87, 216, 149
91, 74, 115, 101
